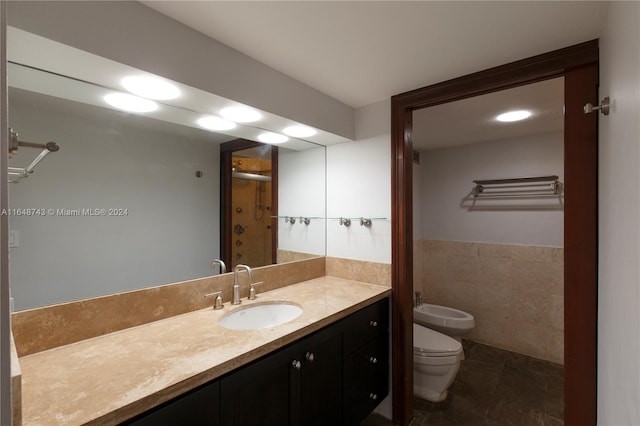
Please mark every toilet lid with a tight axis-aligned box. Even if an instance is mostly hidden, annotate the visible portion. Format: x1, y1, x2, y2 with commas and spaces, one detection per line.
413, 323, 462, 356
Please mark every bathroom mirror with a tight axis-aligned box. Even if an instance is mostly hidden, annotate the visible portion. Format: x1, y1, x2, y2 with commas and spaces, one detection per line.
7, 38, 327, 311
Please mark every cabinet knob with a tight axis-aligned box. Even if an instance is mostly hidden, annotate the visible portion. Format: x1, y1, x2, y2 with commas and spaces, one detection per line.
369, 320, 378, 327
292, 360, 301, 370
369, 357, 377, 364
369, 393, 378, 401
305, 352, 315, 363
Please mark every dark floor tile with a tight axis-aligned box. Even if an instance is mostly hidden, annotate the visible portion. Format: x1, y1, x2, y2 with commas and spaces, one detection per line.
494, 368, 547, 410
423, 405, 488, 426
544, 414, 564, 426
360, 412, 394, 426
465, 341, 512, 365
505, 352, 564, 379
406, 342, 565, 426
544, 396, 564, 420
485, 398, 546, 426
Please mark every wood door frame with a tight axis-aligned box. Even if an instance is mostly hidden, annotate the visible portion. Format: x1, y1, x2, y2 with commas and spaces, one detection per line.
391, 40, 599, 426
220, 139, 278, 268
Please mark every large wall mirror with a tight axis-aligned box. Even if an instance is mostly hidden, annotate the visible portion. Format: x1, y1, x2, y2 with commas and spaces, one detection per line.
7, 28, 328, 311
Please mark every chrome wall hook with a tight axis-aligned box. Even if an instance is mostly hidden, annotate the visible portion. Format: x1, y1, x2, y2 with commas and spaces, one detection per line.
584, 96, 610, 115
360, 217, 372, 227
339, 217, 351, 227
300, 217, 311, 225
285, 216, 296, 224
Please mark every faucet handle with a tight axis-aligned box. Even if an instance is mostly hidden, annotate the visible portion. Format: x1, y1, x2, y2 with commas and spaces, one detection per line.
249, 282, 263, 300
204, 291, 224, 310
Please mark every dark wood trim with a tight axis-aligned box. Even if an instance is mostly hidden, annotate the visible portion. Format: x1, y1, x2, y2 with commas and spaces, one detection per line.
271, 147, 279, 265
563, 63, 599, 425
391, 40, 599, 426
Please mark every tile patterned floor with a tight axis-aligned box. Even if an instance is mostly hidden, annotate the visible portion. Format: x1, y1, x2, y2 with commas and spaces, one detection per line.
361, 340, 564, 426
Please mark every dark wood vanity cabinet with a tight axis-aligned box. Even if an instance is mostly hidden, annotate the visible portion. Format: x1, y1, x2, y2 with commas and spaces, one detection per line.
126, 380, 221, 426
343, 298, 390, 426
124, 297, 389, 426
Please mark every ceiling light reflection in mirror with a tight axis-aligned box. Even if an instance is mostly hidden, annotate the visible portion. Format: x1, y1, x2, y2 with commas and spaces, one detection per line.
7, 26, 351, 147
8, 62, 315, 151
120, 75, 181, 100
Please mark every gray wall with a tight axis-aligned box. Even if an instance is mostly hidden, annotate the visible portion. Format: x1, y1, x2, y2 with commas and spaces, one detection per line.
597, 1, 640, 424
9, 101, 220, 310
415, 131, 564, 246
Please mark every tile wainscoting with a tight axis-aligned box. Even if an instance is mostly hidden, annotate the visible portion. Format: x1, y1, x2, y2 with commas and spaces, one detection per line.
414, 240, 563, 364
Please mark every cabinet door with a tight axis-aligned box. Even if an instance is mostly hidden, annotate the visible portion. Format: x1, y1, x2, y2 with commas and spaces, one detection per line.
220, 345, 297, 426
299, 322, 344, 426
125, 380, 220, 426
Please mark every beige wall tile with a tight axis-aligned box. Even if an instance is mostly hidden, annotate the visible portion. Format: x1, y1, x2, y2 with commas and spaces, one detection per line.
325, 257, 391, 287
12, 258, 325, 356
414, 239, 564, 364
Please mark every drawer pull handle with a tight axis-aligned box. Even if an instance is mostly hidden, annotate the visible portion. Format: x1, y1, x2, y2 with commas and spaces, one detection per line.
306, 352, 315, 363
369, 393, 378, 400
369, 357, 377, 364
369, 321, 378, 327
292, 360, 301, 370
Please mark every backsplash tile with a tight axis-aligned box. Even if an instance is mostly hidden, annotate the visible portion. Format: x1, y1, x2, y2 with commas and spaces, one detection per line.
325, 257, 391, 287
12, 257, 325, 356
414, 240, 564, 364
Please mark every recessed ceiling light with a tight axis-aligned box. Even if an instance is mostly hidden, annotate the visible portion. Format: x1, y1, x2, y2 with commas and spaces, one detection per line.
258, 132, 288, 144
104, 93, 158, 113
495, 110, 532, 122
121, 76, 180, 100
220, 106, 262, 123
283, 125, 317, 138
197, 116, 237, 131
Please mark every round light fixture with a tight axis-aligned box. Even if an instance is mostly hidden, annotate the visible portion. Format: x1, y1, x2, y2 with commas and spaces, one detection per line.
121, 76, 181, 100
495, 110, 532, 122
197, 116, 237, 131
283, 125, 317, 138
220, 106, 262, 123
258, 132, 288, 144
104, 93, 158, 113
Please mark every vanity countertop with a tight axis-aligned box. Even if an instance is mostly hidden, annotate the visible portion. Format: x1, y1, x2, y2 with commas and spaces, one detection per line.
18, 277, 391, 425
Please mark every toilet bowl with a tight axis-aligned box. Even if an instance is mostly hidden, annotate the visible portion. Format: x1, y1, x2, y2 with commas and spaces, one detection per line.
413, 323, 462, 402
413, 303, 475, 337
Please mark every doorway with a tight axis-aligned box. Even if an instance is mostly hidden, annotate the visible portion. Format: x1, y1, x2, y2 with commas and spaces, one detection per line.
391, 40, 598, 426
220, 139, 278, 269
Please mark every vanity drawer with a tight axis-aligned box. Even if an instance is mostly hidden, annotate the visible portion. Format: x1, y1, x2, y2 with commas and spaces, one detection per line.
343, 337, 389, 426
344, 298, 389, 353
344, 335, 388, 397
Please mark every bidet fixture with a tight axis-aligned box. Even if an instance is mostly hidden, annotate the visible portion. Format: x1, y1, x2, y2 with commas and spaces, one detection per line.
232, 264, 253, 305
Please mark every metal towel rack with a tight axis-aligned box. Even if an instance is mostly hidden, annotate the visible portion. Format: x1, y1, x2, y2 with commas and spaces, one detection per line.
8, 128, 60, 183
472, 175, 562, 198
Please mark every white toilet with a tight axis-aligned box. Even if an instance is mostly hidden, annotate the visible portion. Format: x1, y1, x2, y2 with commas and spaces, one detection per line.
413, 323, 463, 402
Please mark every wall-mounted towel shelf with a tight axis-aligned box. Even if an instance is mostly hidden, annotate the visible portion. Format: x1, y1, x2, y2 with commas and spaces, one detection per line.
8, 128, 60, 183
472, 175, 562, 198
463, 175, 563, 211
272, 216, 387, 227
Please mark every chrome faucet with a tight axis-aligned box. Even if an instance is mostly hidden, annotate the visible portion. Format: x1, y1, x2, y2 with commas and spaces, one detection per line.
211, 259, 227, 274
232, 264, 253, 305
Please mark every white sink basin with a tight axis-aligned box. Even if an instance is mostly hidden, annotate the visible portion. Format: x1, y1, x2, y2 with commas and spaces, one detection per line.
219, 301, 303, 330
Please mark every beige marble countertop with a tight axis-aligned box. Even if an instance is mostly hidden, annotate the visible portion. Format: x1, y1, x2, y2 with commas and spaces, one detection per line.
19, 277, 390, 425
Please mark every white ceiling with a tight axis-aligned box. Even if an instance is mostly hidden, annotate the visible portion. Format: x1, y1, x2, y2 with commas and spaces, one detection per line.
413, 77, 564, 150
142, 1, 608, 108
